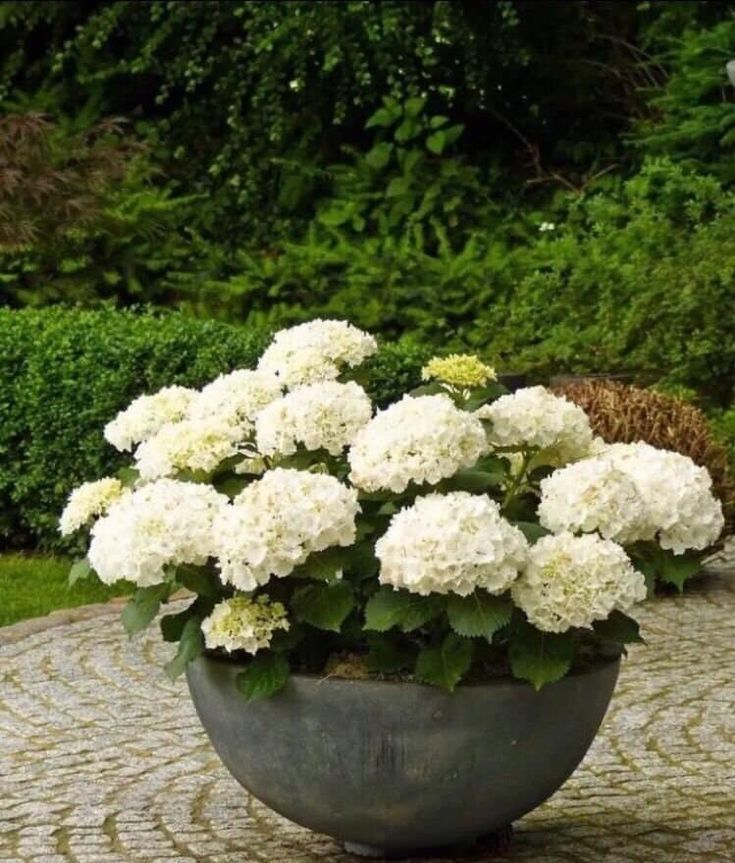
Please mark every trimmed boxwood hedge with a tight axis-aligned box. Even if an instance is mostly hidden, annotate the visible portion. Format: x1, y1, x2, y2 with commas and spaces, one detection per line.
0, 307, 431, 552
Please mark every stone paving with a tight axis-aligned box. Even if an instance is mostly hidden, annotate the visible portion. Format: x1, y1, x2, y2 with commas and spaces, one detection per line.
1, 566, 734, 863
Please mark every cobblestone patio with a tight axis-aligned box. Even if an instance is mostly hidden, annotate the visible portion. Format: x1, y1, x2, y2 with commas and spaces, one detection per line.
1, 566, 734, 863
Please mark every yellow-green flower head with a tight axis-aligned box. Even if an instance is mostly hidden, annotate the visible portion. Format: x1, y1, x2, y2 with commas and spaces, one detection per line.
201, 595, 289, 654
421, 354, 496, 389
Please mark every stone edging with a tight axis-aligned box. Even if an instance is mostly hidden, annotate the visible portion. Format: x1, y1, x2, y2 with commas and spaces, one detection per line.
0, 596, 128, 646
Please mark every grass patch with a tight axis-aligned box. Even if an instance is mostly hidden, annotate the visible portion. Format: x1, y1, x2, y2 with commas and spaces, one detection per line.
0, 554, 129, 627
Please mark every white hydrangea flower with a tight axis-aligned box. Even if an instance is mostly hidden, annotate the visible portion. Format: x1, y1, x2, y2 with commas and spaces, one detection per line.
88, 480, 226, 586
538, 458, 646, 544
186, 369, 282, 429
348, 394, 488, 493
512, 532, 647, 633
477, 386, 593, 466
599, 442, 724, 553
375, 492, 528, 596
257, 319, 378, 387
59, 478, 127, 535
255, 380, 372, 457
201, 595, 290, 654
134, 417, 244, 480
104, 386, 195, 452
213, 468, 360, 591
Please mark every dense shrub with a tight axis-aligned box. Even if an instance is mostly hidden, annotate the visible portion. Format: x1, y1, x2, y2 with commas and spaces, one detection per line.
482, 159, 735, 404
0, 307, 429, 551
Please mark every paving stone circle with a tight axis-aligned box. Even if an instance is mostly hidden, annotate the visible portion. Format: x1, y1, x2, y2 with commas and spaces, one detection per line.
1, 565, 734, 863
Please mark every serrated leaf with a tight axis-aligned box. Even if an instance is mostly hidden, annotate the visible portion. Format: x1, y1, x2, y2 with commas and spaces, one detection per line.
291, 581, 354, 632
509, 625, 575, 690
343, 541, 379, 580
121, 583, 171, 637
447, 592, 513, 641
164, 616, 204, 680
68, 557, 91, 586
440, 468, 504, 493
514, 522, 551, 544
292, 547, 346, 582
364, 588, 444, 633
415, 633, 474, 691
656, 552, 702, 592
236, 653, 290, 700
175, 564, 220, 598
593, 610, 644, 645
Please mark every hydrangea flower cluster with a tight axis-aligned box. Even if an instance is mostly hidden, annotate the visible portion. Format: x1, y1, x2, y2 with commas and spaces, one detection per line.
257, 319, 377, 387
104, 385, 195, 452
512, 533, 647, 633
213, 468, 360, 591
88, 480, 225, 587
538, 442, 724, 553
349, 394, 487, 492
60, 477, 126, 535
477, 386, 593, 466
421, 354, 496, 389
202, 595, 290, 654
63, 319, 724, 697
256, 381, 372, 457
375, 492, 528, 596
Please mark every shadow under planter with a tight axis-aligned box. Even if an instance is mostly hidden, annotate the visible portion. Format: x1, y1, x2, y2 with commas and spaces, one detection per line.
186, 656, 619, 858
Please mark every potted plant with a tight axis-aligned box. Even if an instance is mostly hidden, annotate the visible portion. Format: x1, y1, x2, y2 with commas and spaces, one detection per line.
61, 320, 724, 858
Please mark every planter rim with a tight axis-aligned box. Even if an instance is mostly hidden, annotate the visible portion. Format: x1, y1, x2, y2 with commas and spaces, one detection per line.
197, 649, 621, 691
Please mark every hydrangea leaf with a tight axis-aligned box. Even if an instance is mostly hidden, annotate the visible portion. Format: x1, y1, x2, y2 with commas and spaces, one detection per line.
509, 624, 575, 691
68, 557, 91, 586
291, 548, 346, 583
291, 581, 354, 632
440, 468, 505, 493
121, 583, 172, 637
447, 592, 513, 641
415, 633, 474, 691
236, 654, 290, 701
164, 616, 204, 680
364, 633, 416, 674
592, 610, 644, 645
175, 564, 220, 598
364, 587, 445, 633
514, 521, 551, 544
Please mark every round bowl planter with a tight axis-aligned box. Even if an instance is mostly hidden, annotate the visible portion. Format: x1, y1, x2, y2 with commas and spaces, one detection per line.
186, 655, 619, 858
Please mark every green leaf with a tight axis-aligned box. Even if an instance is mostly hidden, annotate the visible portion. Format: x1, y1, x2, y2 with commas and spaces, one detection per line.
364, 587, 444, 633
175, 564, 220, 598
342, 541, 379, 580
159, 600, 213, 643
447, 592, 513, 641
426, 130, 446, 155
429, 114, 449, 129
291, 547, 346, 582
592, 610, 644, 645
404, 95, 426, 118
408, 382, 449, 397
509, 624, 575, 690
121, 583, 171, 637
656, 552, 702, 592
440, 468, 504, 493
394, 118, 421, 143
365, 105, 400, 129
236, 653, 290, 700
116, 466, 140, 487
514, 522, 551, 544
364, 634, 416, 674
291, 581, 354, 632
365, 141, 393, 170
164, 616, 204, 680
386, 176, 411, 198
68, 557, 92, 586
415, 633, 474, 691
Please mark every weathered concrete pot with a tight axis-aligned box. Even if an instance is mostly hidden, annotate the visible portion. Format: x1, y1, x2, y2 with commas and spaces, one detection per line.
186, 655, 619, 858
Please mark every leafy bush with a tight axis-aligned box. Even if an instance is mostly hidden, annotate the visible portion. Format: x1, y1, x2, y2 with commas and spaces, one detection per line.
0, 307, 431, 551
483, 159, 735, 404
553, 379, 735, 522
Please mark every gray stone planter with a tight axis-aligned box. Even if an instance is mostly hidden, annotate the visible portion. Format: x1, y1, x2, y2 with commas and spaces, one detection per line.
186, 655, 620, 858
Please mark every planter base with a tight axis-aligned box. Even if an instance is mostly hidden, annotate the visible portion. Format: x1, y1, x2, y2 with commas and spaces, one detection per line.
343, 825, 514, 859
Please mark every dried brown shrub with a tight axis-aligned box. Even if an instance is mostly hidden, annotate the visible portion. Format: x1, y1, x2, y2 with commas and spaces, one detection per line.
554, 378, 735, 522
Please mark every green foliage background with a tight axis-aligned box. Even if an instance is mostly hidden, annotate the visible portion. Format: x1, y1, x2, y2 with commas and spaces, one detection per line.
1, 0, 735, 547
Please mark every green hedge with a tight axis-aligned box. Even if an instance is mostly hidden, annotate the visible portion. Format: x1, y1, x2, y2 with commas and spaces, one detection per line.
0, 307, 430, 552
